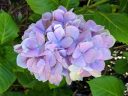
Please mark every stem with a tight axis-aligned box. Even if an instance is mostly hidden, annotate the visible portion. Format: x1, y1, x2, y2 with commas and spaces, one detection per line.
73, 90, 78, 96
113, 45, 128, 49
87, 0, 91, 7
89, 0, 109, 8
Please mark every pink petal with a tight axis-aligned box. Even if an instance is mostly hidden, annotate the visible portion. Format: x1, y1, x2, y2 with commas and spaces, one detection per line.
93, 35, 104, 48
72, 56, 86, 67
79, 69, 91, 77
26, 58, 38, 72
101, 33, 115, 48
14, 44, 22, 53
53, 9, 64, 22
37, 59, 45, 73
79, 42, 93, 53
47, 32, 57, 43
22, 38, 38, 50
58, 6, 67, 12
47, 51, 56, 67
17, 54, 27, 68
85, 20, 96, 29
84, 49, 97, 63
78, 30, 92, 42
59, 49, 67, 57
65, 25, 79, 40
36, 31, 45, 45
61, 37, 73, 48
67, 43, 76, 55
101, 48, 112, 60
54, 26, 65, 41
90, 60, 105, 71
72, 46, 82, 58
64, 12, 76, 21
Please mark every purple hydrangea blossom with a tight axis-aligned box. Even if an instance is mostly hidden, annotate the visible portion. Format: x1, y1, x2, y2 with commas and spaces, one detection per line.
14, 6, 115, 85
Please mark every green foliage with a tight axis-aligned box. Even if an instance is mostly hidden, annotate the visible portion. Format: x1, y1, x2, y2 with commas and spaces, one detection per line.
119, 0, 128, 12
97, 4, 112, 13
88, 76, 125, 96
0, 45, 17, 94
29, 13, 41, 22
3, 46, 17, 69
51, 87, 72, 96
26, 0, 80, 15
84, 12, 128, 44
60, 0, 79, 9
0, 63, 16, 93
0, 12, 19, 45
17, 71, 37, 88
26, 0, 59, 14
1, 92, 24, 96
123, 52, 128, 58
114, 59, 128, 74
113, 52, 128, 74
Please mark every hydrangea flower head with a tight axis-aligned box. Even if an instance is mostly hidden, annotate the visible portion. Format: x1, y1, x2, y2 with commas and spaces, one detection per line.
14, 6, 115, 85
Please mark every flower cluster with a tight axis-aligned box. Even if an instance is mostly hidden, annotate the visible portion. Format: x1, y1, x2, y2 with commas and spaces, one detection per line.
14, 6, 115, 85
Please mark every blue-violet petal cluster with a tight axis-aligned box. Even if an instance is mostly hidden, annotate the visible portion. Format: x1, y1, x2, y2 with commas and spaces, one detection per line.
14, 6, 115, 85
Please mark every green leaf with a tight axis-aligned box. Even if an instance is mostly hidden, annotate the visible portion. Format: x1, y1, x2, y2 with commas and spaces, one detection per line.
84, 12, 128, 44
29, 13, 41, 22
1, 92, 24, 96
26, 0, 59, 14
0, 45, 24, 73
97, 4, 112, 13
25, 82, 52, 96
88, 76, 125, 96
17, 71, 37, 88
0, 12, 19, 45
0, 46, 17, 93
0, 46, 18, 71
60, 0, 79, 9
24, 79, 72, 96
0, 64, 16, 93
113, 52, 128, 74
52, 87, 72, 96
25, 90, 51, 96
123, 52, 128, 58
114, 59, 128, 74
119, 0, 128, 12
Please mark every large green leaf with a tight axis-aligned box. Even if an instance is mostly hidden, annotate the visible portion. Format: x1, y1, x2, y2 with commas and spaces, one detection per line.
0, 45, 24, 73
0, 46, 17, 93
84, 12, 128, 44
26, 0, 59, 14
0, 46, 18, 71
0, 64, 16, 93
0, 12, 19, 45
25, 81, 52, 96
97, 4, 112, 13
17, 71, 37, 88
60, 0, 79, 9
88, 76, 125, 96
114, 59, 128, 74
